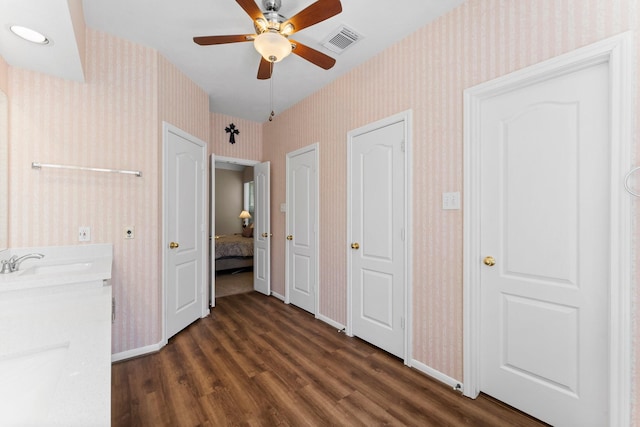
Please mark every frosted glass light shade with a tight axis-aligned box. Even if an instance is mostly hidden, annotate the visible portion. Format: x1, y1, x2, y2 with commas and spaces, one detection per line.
253, 31, 292, 63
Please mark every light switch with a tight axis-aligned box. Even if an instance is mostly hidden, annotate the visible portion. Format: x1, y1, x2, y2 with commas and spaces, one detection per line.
280, 203, 287, 213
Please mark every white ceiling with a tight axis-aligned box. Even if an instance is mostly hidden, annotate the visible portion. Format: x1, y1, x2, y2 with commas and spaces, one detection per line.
0, 0, 85, 82
1, 0, 466, 122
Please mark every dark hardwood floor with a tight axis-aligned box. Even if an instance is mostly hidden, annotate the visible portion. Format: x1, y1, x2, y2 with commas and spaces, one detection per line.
112, 292, 548, 426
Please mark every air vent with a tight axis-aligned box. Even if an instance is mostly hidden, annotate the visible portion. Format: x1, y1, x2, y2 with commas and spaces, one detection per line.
321, 25, 362, 54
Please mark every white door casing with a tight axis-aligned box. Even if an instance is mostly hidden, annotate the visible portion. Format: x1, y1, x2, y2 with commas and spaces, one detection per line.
163, 122, 208, 341
254, 161, 271, 296
209, 154, 215, 307
347, 111, 412, 362
463, 33, 633, 427
286, 144, 319, 314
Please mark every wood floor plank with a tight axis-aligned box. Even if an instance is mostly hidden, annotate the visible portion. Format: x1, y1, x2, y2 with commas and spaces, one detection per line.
112, 292, 549, 426
336, 390, 406, 426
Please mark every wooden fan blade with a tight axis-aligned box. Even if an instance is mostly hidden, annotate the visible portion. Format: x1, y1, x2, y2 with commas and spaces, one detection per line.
284, 0, 342, 34
257, 57, 273, 80
291, 40, 336, 70
236, 0, 265, 22
193, 34, 255, 45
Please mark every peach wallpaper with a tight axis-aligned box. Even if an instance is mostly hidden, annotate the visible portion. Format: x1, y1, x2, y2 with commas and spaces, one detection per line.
158, 56, 209, 144
262, 0, 639, 418
68, 0, 86, 77
7, 28, 211, 355
209, 112, 262, 160
0, 56, 8, 93
8, 29, 160, 354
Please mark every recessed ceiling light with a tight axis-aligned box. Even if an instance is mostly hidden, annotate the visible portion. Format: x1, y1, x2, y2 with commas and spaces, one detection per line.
9, 25, 50, 45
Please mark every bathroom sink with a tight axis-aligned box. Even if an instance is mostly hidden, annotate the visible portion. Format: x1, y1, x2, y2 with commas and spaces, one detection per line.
20, 262, 92, 276
0, 342, 70, 425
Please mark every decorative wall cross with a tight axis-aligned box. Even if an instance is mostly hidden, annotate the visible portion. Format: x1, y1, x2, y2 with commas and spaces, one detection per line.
225, 123, 240, 144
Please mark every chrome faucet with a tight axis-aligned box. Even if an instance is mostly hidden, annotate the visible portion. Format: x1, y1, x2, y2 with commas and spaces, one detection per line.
0, 253, 45, 274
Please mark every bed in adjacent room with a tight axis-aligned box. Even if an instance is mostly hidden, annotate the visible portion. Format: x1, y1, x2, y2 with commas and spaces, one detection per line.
214, 233, 254, 272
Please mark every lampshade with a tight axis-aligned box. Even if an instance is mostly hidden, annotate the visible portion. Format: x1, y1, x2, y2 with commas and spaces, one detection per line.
253, 31, 292, 63
239, 210, 252, 219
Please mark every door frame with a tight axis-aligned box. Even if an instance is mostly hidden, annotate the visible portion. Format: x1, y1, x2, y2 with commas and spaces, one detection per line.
285, 143, 319, 314
346, 110, 413, 365
162, 122, 208, 345
462, 32, 633, 426
209, 155, 260, 306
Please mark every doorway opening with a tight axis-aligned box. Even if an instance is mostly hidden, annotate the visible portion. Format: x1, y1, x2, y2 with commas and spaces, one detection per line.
210, 156, 259, 305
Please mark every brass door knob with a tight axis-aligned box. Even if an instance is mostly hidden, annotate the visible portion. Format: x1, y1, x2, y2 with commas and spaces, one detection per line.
351, 242, 360, 250
483, 256, 495, 266
169, 242, 179, 249
261, 233, 272, 238
286, 235, 293, 241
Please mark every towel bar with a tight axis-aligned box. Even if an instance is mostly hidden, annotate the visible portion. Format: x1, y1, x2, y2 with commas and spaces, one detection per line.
32, 162, 142, 177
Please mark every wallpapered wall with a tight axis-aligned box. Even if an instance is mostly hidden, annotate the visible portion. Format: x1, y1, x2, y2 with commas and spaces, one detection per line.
262, 0, 639, 417
215, 169, 244, 235
7, 29, 212, 354
0, 56, 8, 93
209, 113, 263, 161
4, 28, 264, 355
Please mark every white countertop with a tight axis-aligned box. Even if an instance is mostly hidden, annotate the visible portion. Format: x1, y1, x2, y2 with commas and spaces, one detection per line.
0, 244, 113, 426
0, 243, 112, 292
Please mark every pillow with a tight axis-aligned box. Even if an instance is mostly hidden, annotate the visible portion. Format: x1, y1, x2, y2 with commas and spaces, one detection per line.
242, 227, 253, 238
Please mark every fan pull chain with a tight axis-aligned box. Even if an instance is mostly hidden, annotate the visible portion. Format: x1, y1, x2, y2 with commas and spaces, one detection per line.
268, 62, 275, 121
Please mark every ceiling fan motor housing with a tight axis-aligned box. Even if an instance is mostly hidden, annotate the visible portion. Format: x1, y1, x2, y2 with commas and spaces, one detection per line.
263, 0, 282, 12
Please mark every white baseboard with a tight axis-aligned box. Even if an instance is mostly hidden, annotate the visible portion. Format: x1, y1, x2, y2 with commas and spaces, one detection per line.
271, 291, 285, 301
316, 313, 346, 331
112, 342, 164, 363
410, 359, 463, 392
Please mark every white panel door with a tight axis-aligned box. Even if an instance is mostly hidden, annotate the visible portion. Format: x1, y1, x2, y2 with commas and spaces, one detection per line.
254, 161, 271, 296
349, 120, 406, 359
165, 124, 206, 340
209, 154, 216, 307
479, 61, 610, 426
286, 146, 317, 314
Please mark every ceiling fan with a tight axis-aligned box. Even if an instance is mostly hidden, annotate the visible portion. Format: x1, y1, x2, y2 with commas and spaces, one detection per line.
193, 0, 342, 80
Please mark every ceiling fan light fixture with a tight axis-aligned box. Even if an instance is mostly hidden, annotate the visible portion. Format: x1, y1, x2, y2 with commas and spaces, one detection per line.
254, 18, 268, 34
280, 22, 295, 36
253, 31, 291, 63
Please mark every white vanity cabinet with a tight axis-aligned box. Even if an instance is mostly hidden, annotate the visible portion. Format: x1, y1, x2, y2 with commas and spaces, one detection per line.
0, 244, 113, 426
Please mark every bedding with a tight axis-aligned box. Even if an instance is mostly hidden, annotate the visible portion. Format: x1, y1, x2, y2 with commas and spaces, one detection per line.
215, 234, 254, 258
214, 234, 254, 272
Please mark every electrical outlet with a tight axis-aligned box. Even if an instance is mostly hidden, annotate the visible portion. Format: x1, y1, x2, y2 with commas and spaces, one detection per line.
124, 226, 135, 239
442, 192, 461, 210
78, 226, 91, 242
